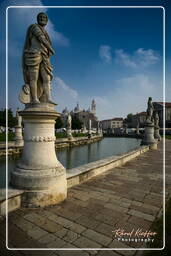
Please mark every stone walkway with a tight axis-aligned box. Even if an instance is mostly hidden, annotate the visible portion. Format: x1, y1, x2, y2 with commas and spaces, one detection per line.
0, 140, 171, 256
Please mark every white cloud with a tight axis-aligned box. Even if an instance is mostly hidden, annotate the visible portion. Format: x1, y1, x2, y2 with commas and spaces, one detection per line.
47, 21, 69, 47
7, 0, 69, 47
55, 77, 78, 99
99, 45, 112, 63
115, 48, 160, 68
91, 74, 163, 120
52, 77, 79, 112
115, 49, 137, 68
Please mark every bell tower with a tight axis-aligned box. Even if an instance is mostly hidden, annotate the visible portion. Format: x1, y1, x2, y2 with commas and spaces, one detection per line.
91, 99, 96, 115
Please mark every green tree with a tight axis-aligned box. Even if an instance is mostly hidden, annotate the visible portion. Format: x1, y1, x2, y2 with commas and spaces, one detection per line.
55, 117, 63, 129
72, 115, 83, 129
126, 113, 133, 122
0, 108, 17, 128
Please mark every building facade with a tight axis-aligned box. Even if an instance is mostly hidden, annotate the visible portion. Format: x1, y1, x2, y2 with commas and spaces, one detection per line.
153, 102, 171, 128
100, 118, 123, 130
130, 112, 147, 128
61, 100, 98, 129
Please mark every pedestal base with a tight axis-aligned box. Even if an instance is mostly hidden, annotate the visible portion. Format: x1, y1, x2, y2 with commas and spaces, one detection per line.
67, 129, 73, 140
11, 103, 67, 207
15, 126, 24, 146
141, 123, 156, 146
154, 128, 161, 141
149, 143, 158, 150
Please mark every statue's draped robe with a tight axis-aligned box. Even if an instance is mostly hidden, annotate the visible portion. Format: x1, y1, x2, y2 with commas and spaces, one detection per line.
23, 24, 53, 101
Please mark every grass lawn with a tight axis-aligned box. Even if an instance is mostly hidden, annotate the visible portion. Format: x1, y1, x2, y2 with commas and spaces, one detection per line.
55, 132, 88, 139
144, 198, 171, 255
0, 132, 15, 142
55, 133, 67, 138
165, 135, 171, 140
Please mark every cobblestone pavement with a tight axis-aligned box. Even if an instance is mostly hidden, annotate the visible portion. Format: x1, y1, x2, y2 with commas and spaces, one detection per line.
0, 140, 171, 256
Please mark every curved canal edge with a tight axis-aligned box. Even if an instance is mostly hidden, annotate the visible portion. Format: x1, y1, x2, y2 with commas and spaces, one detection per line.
0, 135, 103, 157
67, 145, 149, 188
0, 145, 149, 216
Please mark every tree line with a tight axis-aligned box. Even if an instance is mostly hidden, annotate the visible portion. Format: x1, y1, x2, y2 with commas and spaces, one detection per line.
0, 108, 83, 130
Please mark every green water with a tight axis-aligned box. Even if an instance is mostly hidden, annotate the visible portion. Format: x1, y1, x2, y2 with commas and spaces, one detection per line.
0, 137, 141, 188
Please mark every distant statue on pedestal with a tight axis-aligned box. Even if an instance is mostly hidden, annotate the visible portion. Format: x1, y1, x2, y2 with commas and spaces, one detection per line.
141, 97, 157, 149
16, 108, 22, 127
154, 111, 161, 141
66, 113, 73, 139
146, 97, 154, 124
15, 108, 23, 146
67, 113, 72, 130
136, 114, 140, 135
19, 12, 55, 104
88, 119, 92, 138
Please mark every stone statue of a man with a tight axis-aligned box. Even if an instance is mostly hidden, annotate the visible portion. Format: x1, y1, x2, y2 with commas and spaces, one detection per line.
146, 97, 154, 124
67, 113, 72, 130
154, 111, 159, 127
19, 12, 55, 104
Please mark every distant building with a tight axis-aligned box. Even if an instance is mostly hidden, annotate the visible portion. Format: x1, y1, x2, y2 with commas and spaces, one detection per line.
100, 118, 123, 130
131, 112, 147, 128
61, 100, 98, 129
153, 102, 171, 128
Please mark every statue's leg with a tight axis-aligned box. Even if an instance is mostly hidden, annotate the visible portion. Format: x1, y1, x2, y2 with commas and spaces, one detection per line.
28, 65, 40, 103
40, 66, 54, 104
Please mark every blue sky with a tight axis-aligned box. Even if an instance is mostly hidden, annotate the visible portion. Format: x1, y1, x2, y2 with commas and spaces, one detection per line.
0, 0, 170, 119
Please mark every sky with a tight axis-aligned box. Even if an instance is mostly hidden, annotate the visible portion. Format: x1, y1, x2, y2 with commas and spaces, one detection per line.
0, 0, 171, 120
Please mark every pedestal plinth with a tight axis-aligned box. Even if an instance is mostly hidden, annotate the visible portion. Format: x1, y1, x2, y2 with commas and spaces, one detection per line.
154, 125, 161, 141
67, 128, 73, 140
14, 126, 24, 147
11, 103, 67, 207
141, 122, 157, 148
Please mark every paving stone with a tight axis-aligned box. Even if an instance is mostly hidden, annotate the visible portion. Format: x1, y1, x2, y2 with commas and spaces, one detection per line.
127, 216, 151, 230
73, 236, 102, 248
45, 237, 66, 248
104, 203, 128, 213
26, 226, 48, 240
94, 223, 114, 238
82, 229, 112, 246
38, 233, 59, 244
95, 251, 121, 256
93, 212, 117, 226
24, 212, 62, 233
76, 215, 101, 229
11, 218, 35, 232
50, 207, 83, 221
55, 249, 89, 256
63, 230, 79, 243
54, 227, 68, 238
128, 210, 155, 222
1, 140, 168, 251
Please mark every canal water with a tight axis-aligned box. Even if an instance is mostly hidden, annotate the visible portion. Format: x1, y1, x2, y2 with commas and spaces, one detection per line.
0, 137, 141, 188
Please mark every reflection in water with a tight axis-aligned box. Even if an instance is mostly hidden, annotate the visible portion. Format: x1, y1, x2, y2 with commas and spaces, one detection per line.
57, 137, 141, 170
1, 138, 141, 188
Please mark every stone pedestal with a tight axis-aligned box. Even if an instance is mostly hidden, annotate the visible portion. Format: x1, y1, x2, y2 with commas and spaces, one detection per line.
11, 103, 67, 207
14, 126, 24, 147
88, 119, 92, 138
67, 128, 73, 140
136, 127, 140, 135
141, 122, 157, 148
154, 126, 161, 141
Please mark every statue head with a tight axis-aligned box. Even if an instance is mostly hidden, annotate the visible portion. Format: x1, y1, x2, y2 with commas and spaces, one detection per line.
37, 12, 48, 26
